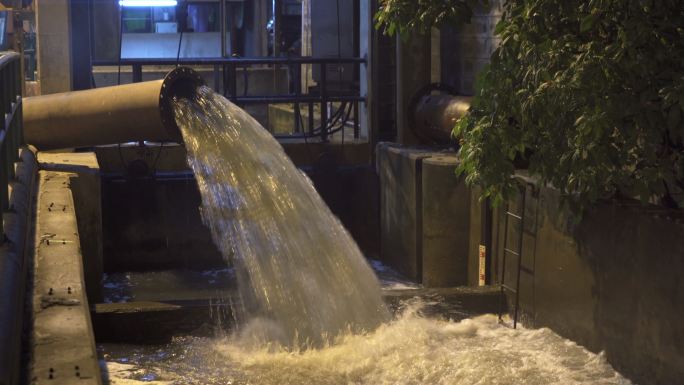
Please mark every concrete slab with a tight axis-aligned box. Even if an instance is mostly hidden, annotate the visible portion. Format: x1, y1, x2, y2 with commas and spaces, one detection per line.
39, 152, 103, 303
421, 155, 470, 287
378, 143, 435, 282
92, 300, 232, 344
91, 287, 504, 344
101, 268, 235, 303
378, 143, 471, 286
29, 170, 102, 385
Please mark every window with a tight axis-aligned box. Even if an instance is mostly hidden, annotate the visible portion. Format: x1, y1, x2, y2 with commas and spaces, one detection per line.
122, 7, 153, 33
121, 2, 220, 34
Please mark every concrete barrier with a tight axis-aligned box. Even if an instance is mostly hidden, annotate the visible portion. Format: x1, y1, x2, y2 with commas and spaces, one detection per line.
38, 153, 103, 303
377, 143, 433, 282
421, 155, 471, 287
496, 177, 684, 385
377, 143, 472, 287
0, 147, 37, 385
28, 169, 102, 385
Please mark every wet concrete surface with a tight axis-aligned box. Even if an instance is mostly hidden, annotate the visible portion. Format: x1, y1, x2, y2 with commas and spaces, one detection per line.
102, 268, 236, 304
93, 261, 503, 344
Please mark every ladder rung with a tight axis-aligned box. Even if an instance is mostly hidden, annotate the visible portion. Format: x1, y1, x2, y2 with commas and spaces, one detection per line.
505, 211, 522, 220
520, 265, 534, 275
504, 248, 520, 256
501, 284, 517, 293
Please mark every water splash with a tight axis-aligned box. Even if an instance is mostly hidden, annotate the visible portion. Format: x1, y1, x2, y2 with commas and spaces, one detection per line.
172, 86, 389, 347
101, 302, 632, 385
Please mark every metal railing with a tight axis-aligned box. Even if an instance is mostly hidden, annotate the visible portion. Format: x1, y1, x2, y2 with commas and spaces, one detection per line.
92, 56, 366, 142
0, 51, 23, 239
0, 50, 24, 385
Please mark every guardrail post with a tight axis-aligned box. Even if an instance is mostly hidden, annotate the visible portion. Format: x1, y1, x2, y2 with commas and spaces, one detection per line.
320, 62, 328, 142
213, 64, 220, 92
132, 64, 143, 83
228, 62, 237, 102
308, 102, 314, 135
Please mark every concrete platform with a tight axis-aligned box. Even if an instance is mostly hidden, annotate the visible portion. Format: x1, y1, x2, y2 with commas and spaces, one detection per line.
91, 285, 504, 344
38, 152, 103, 303
29, 170, 102, 385
101, 268, 235, 303
92, 300, 232, 344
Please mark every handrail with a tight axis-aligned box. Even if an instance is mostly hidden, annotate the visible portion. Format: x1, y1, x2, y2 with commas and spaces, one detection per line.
0, 51, 23, 228
92, 56, 366, 66
0, 50, 25, 385
92, 56, 366, 141
0, 50, 20, 68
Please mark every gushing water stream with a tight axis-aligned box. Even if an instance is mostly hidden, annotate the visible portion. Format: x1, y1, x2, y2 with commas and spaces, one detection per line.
172, 86, 389, 347
102, 87, 635, 384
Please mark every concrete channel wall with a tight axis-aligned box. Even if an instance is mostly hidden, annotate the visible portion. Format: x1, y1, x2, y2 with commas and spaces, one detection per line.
27, 153, 103, 385
0, 148, 103, 385
377, 143, 684, 385
377, 143, 472, 287
0, 147, 38, 385
496, 180, 684, 385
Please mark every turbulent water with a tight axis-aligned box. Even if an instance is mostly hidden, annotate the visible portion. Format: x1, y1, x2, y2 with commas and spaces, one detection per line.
102, 303, 632, 385
172, 86, 389, 347
155, 87, 632, 385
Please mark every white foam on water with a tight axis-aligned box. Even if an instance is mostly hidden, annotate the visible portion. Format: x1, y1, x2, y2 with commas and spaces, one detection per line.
103, 302, 632, 385
214, 302, 631, 385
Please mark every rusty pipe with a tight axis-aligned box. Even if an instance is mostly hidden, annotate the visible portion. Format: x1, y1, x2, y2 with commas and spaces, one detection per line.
413, 93, 472, 143
23, 67, 205, 150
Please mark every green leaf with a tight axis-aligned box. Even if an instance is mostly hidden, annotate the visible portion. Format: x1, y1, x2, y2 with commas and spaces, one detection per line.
580, 14, 598, 33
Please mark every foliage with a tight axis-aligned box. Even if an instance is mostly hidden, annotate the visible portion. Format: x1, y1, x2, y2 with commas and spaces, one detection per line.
454, 0, 684, 209
374, 0, 484, 37
375, 0, 684, 209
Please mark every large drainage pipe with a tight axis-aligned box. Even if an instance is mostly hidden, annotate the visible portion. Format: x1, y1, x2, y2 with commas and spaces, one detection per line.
23, 67, 205, 150
408, 83, 472, 144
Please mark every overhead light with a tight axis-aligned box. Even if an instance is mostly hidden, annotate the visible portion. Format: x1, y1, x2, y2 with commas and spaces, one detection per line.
119, 0, 177, 7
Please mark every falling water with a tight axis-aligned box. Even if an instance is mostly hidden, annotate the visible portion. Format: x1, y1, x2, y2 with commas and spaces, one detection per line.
102, 87, 633, 384
172, 86, 389, 347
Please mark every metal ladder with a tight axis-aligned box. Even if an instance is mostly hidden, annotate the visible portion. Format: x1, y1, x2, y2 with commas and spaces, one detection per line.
498, 184, 537, 329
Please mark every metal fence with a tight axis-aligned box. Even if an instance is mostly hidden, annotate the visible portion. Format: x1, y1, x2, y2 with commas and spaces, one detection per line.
0, 50, 24, 385
92, 56, 365, 142
0, 51, 23, 238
